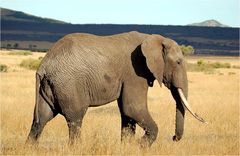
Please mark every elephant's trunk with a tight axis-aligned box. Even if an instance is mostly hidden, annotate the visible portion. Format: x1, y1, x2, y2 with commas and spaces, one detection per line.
170, 86, 206, 141
177, 88, 207, 123
170, 86, 184, 141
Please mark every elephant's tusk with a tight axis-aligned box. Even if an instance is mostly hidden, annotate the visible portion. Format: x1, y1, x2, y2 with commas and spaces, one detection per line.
177, 88, 207, 124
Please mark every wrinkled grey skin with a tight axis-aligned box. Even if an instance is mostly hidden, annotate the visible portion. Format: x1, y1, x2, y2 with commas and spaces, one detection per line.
26, 31, 188, 146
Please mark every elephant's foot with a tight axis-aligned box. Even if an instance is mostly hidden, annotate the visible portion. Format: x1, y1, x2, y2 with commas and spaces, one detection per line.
121, 126, 136, 140
172, 135, 182, 142
139, 138, 151, 147
139, 130, 158, 147
25, 134, 39, 147
67, 121, 82, 146
26, 121, 43, 145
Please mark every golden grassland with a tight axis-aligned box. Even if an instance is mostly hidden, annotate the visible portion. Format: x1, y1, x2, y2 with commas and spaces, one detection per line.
0, 50, 239, 155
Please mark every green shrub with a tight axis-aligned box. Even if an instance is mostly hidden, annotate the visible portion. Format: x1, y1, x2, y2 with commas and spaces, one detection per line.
187, 62, 214, 73
210, 62, 231, 68
8, 51, 32, 56
180, 45, 195, 55
38, 56, 43, 60
197, 60, 204, 66
0, 64, 8, 72
20, 58, 42, 70
187, 60, 232, 73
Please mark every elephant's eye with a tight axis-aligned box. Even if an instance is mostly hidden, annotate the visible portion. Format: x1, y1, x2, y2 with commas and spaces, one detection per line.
177, 60, 181, 65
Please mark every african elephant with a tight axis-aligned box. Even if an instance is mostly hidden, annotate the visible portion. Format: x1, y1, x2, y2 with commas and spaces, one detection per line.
26, 31, 206, 146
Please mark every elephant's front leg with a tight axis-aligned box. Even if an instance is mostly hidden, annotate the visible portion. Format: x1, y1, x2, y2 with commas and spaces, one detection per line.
120, 81, 158, 146
117, 98, 136, 139
121, 104, 158, 146
121, 115, 136, 138
136, 110, 158, 146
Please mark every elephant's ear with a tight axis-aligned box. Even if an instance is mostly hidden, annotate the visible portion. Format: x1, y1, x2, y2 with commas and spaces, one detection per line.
141, 35, 165, 87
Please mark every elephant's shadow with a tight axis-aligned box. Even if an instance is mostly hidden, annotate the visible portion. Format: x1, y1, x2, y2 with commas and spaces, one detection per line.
131, 45, 155, 87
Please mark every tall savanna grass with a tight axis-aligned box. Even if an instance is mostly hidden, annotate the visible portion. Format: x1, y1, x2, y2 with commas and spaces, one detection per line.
0, 51, 239, 155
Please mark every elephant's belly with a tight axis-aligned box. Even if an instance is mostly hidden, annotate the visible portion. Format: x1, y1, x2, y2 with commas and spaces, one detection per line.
85, 76, 122, 106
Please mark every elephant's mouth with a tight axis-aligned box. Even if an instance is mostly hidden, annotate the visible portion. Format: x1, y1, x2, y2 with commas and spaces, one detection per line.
162, 76, 172, 89
177, 88, 207, 123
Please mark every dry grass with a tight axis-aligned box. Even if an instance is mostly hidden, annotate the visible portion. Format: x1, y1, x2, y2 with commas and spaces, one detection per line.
0, 50, 239, 155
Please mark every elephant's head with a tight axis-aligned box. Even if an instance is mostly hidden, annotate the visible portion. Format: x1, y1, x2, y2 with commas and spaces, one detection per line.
141, 35, 206, 141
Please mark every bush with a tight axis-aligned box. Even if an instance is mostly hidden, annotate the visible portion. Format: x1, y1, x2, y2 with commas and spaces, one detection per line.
8, 51, 32, 56
0, 64, 8, 72
197, 60, 204, 66
210, 62, 231, 68
20, 58, 42, 70
187, 62, 214, 73
187, 60, 232, 73
38, 56, 43, 60
180, 45, 195, 55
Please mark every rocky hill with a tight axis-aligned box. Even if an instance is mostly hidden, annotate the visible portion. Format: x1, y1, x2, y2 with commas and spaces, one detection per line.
1, 8, 239, 56
189, 19, 229, 27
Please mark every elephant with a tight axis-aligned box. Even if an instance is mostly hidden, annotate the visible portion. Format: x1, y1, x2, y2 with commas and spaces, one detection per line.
26, 31, 206, 146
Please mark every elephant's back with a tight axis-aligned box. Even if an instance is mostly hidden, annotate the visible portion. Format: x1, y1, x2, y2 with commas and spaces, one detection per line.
38, 31, 147, 79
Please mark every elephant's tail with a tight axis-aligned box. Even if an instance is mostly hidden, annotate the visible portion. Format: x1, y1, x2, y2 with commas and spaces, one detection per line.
34, 73, 41, 123
34, 73, 55, 122
39, 74, 55, 110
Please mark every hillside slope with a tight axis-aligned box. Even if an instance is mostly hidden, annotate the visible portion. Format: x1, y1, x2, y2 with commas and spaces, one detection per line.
188, 19, 229, 27
1, 8, 66, 24
1, 8, 239, 56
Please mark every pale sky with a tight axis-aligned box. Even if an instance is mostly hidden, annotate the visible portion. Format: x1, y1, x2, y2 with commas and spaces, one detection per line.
1, 0, 239, 27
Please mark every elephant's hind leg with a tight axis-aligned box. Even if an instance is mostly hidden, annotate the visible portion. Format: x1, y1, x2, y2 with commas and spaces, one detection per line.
59, 95, 89, 145
54, 81, 89, 145
64, 106, 88, 145
27, 95, 57, 144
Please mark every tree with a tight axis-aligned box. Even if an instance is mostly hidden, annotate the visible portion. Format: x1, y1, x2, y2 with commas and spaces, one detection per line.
29, 44, 37, 51
180, 45, 195, 55
13, 43, 19, 49
6, 44, 11, 49
29, 44, 33, 50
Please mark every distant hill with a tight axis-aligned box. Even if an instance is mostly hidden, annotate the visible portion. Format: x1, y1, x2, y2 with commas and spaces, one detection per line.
1, 8, 66, 24
188, 19, 229, 27
1, 8, 239, 56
